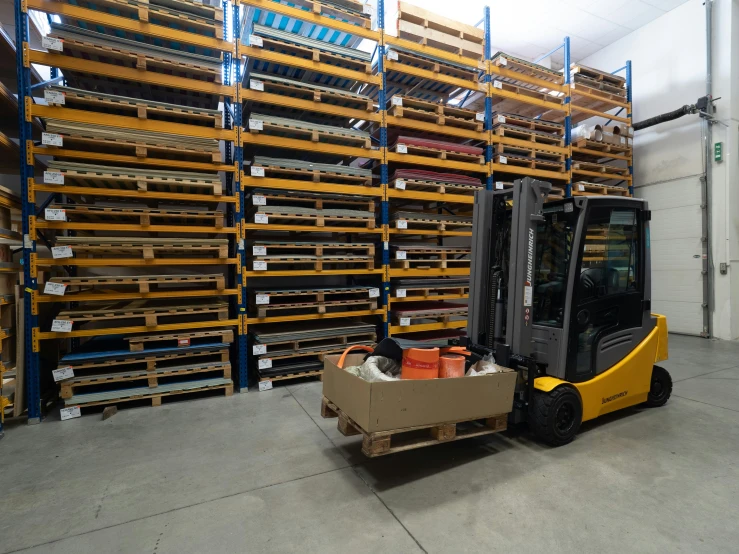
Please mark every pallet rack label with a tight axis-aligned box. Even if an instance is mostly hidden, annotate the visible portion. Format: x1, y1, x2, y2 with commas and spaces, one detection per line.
44, 208, 66, 221
44, 90, 65, 105
43, 171, 65, 185
258, 358, 272, 370
391, 97, 403, 107
396, 289, 407, 298
255, 294, 270, 305
177, 338, 190, 347
248, 119, 264, 131
250, 166, 265, 177
476, 112, 485, 122
496, 115, 506, 123
51, 319, 73, 333
397, 144, 408, 154
60, 406, 81, 421
249, 79, 264, 91
395, 180, 406, 190
253, 245, 267, 256
493, 80, 502, 89
254, 214, 268, 224
400, 317, 411, 327
396, 220, 408, 229
496, 182, 504, 190
369, 288, 380, 298
51, 246, 73, 259
52, 367, 74, 382
258, 380, 273, 392
253, 344, 267, 355
41, 132, 63, 147
252, 195, 266, 205
44, 282, 67, 296
499, 156, 508, 164
387, 49, 399, 61
249, 35, 264, 47
396, 251, 407, 260
42, 36, 63, 51
253, 261, 268, 271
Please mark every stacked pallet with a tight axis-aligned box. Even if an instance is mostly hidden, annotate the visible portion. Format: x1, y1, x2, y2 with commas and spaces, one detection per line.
381, 4, 487, 341
241, 0, 384, 387
489, 52, 570, 195
26, 0, 238, 415
570, 64, 633, 193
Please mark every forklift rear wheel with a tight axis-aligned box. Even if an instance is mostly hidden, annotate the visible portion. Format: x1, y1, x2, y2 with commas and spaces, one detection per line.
531, 386, 583, 447
645, 365, 672, 407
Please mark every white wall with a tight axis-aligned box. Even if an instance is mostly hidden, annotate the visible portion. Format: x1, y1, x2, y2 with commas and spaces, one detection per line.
579, 0, 739, 340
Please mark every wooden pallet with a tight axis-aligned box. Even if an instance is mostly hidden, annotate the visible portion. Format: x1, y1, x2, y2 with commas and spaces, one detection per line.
385, 47, 480, 83
390, 177, 481, 196
388, 96, 483, 132
392, 247, 470, 269
47, 274, 226, 294
572, 161, 630, 177
249, 162, 373, 187
393, 309, 468, 325
571, 83, 627, 108
258, 34, 371, 74
64, 348, 230, 373
254, 332, 377, 359
571, 63, 626, 87
492, 112, 564, 135
55, 88, 223, 128
253, 256, 375, 271
394, 143, 484, 164
249, 191, 374, 212
48, 205, 225, 227
492, 123, 564, 147
254, 298, 377, 318
491, 80, 565, 115
56, 301, 229, 328
255, 341, 375, 362
127, 329, 234, 351
297, 0, 371, 28
494, 143, 565, 163
573, 74, 626, 97
54, 238, 229, 259
321, 396, 507, 457
573, 138, 631, 155
248, 118, 371, 149
494, 153, 565, 172
393, 285, 469, 300
572, 182, 630, 197
391, 258, 470, 270
260, 369, 323, 383
246, 75, 374, 112
492, 52, 563, 86
252, 210, 376, 229
60, 361, 231, 399
393, 217, 472, 232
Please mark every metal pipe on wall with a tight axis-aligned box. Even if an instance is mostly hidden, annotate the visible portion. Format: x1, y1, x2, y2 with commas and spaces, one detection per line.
702, 0, 713, 338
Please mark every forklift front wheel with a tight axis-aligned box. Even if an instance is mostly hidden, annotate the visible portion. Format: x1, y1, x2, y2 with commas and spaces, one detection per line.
645, 365, 672, 407
531, 386, 583, 447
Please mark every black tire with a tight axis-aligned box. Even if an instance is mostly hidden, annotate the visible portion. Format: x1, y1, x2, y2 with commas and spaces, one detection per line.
645, 365, 672, 407
531, 386, 583, 447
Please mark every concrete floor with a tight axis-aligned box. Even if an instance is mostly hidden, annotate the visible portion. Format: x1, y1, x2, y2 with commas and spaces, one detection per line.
1, 334, 739, 554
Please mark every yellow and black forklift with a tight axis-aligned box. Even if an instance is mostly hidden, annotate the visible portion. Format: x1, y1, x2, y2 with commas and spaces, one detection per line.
463, 177, 671, 446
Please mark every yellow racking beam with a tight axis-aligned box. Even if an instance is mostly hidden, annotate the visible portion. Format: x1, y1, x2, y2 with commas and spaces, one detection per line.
36, 289, 239, 303
243, 0, 380, 42
36, 258, 240, 267
242, 133, 383, 160
241, 175, 382, 197
244, 269, 384, 278
492, 134, 569, 156
33, 182, 237, 205
489, 85, 567, 114
29, 146, 236, 173
385, 59, 484, 94
389, 320, 467, 334
571, 86, 630, 109
488, 62, 568, 94
491, 163, 569, 181
384, 35, 484, 72
386, 151, 488, 174
36, 221, 238, 234
570, 104, 631, 124
388, 268, 471, 278
27, 0, 233, 52
240, 43, 381, 85
30, 105, 234, 141
386, 115, 486, 142
38, 320, 239, 341
386, 189, 474, 204
242, 223, 384, 234
27, 50, 233, 98
246, 308, 384, 325
242, 89, 381, 123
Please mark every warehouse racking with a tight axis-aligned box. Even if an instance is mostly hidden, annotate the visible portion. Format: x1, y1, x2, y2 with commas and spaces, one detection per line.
15, 0, 244, 420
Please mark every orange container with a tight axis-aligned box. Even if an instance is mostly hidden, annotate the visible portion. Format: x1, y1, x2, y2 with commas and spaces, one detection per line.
401, 347, 440, 380
439, 354, 466, 378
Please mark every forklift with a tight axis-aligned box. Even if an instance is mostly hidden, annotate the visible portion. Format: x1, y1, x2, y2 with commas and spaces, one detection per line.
463, 177, 672, 446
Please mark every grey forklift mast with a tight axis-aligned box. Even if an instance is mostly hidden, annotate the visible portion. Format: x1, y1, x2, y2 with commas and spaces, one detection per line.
467, 177, 551, 357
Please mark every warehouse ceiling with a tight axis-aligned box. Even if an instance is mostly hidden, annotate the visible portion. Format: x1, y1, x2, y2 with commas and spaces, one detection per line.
382, 0, 690, 68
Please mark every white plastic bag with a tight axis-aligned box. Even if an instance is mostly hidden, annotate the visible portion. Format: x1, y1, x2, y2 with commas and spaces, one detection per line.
466, 354, 500, 376
344, 356, 401, 382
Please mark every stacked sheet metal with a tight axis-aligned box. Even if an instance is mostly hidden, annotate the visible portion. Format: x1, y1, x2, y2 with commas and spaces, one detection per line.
246, 72, 373, 105
392, 211, 473, 224
253, 156, 373, 178
391, 169, 483, 187
392, 301, 468, 316
249, 113, 370, 141
395, 136, 483, 156
394, 278, 470, 288
251, 23, 372, 62
257, 205, 374, 218
251, 320, 376, 344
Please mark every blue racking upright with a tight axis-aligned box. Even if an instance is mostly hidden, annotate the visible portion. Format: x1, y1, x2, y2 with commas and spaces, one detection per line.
15, 0, 245, 419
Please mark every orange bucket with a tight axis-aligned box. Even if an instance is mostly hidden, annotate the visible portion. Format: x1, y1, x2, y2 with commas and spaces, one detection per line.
439, 354, 466, 378
401, 347, 439, 380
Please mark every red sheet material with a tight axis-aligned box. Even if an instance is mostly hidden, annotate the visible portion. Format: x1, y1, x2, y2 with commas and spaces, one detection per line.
392, 169, 483, 187
395, 136, 483, 156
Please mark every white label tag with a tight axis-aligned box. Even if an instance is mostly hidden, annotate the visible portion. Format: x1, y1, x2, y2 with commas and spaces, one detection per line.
396, 288, 407, 298
249, 79, 264, 91
252, 194, 266, 206
248, 119, 264, 131
254, 213, 269, 224
249, 34, 263, 47
387, 50, 398, 61
43, 36, 64, 52
44, 282, 67, 296
498, 56, 508, 66
395, 179, 406, 190
51, 245, 73, 259
51, 319, 73, 333
578, 184, 585, 192
396, 250, 407, 260
400, 317, 411, 327
391, 96, 403, 107
396, 220, 408, 229
369, 288, 380, 298
44, 89, 65, 105
24, 234, 33, 249
258, 380, 273, 392
524, 285, 533, 307
60, 406, 81, 421
42, 132, 63, 146
44, 171, 65, 185
495, 181, 504, 190
258, 358, 272, 370
383, 241, 389, 250
238, 239, 245, 251
493, 80, 503, 89
253, 260, 268, 271
253, 245, 267, 256
250, 166, 265, 177
45, 208, 66, 221
53, 366, 74, 382
620, 137, 625, 144
397, 144, 408, 154
255, 294, 270, 304
476, 112, 485, 122
497, 115, 506, 123
253, 344, 267, 355
499, 155, 508, 164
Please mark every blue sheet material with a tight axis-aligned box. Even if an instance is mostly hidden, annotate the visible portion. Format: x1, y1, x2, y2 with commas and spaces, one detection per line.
61, 342, 227, 363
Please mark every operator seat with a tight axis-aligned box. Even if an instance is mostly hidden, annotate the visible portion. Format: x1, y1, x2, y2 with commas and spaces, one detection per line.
579, 267, 620, 299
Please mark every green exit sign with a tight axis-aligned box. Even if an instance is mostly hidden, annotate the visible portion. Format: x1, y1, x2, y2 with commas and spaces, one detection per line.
715, 142, 723, 162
